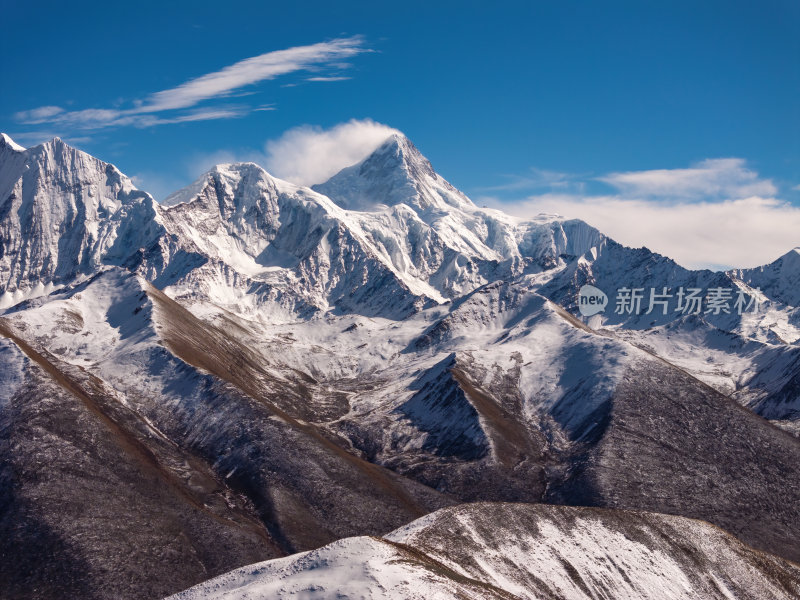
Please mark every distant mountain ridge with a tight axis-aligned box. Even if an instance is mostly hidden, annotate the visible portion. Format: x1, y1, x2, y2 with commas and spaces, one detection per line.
2, 132, 797, 319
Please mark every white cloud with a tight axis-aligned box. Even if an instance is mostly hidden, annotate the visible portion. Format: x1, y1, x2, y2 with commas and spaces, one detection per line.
15, 107, 248, 133
478, 167, 582, 193
13, 105, 64, 123
173, 118, 399, 197
136, 118, 397, 203
481, 158, 795, 270
137, 107, 251, 126
600, 158, 777, 199
13, 37, 367, 131
263, 119, 400, 185
487, 192, 800, 270
305, 76, 351, 82
139, 37, 365, 113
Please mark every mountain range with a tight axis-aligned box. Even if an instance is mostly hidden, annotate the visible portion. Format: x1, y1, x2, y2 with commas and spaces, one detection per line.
1, 131, 798, 599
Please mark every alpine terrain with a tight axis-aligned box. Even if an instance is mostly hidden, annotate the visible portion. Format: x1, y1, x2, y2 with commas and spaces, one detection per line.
0, 130, 798, 599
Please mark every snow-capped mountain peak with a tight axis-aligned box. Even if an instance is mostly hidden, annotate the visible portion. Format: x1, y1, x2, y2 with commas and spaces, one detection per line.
0, 133, 25, 153
161, 162, 281, 211
313, 133, 473, 213
0, 136, 162, 306
732, 245, 800, 307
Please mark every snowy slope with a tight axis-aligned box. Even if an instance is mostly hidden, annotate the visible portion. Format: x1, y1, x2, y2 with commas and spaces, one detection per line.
532, 235, 800, 420
169, 535, 515, 600
0, 267, 453, 599
168, 502, 800, 600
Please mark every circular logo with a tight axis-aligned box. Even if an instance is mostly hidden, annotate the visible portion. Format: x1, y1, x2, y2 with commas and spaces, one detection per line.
578, 285, 608, 317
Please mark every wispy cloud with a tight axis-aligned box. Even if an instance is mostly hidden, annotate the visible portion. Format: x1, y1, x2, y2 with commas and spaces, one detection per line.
6, 131, 93, 148
12, 36, 368, 132
600, 158, 777, 199
14, 105, 65, 123
484, 159, 796, 270
305, 76, 351, 82
138, 37, 365, 113
478, 167, 584, 193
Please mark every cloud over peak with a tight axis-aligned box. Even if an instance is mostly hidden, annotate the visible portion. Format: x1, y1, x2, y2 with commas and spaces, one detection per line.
172, 119, 400, 200
263, 119, 400, 186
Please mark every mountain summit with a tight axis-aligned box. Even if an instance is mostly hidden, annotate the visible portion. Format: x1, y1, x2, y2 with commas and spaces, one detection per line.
0, 136, 161, 305
313, 133, 473, 213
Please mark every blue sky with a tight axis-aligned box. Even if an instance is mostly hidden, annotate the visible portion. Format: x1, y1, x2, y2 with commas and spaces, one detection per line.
1, 0, 798, 268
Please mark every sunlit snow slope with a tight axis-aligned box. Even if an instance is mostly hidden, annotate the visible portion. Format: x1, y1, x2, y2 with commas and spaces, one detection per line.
168, 502, 800, 600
